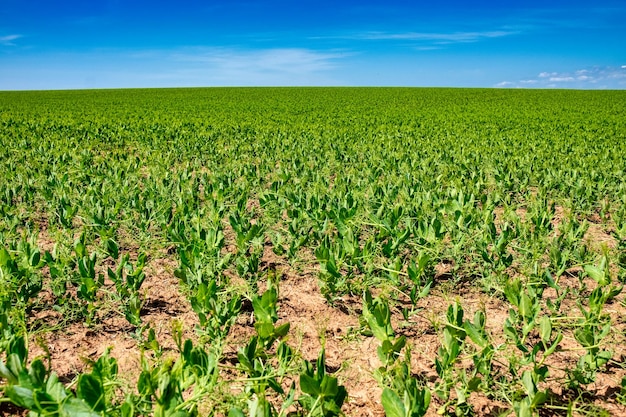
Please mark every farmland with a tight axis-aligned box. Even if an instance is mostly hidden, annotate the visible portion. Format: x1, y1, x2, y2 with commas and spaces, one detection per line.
1, 87, 626, 416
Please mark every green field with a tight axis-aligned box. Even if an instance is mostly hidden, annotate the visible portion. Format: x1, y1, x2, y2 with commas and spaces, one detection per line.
1, 88, 626, 416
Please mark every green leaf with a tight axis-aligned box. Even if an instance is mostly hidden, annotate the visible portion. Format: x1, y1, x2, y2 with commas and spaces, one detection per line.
121, 400, 134, 417
77, 373, 105, 411
515, 398, 532, 417
545, 332, 563, 356
381, 388, 405, 417
585, 265, 608, 286
29, 250, 41, 267
519, 293, 533, 319
5, 385, 36, 409
10, 336, 28, 363
228, 408, 245, 417
530, 390, 547, 408
274, 322, 290, 338
464, 321, 487, 348
61, 397, 102, 417
300, 373, 321, 396
321, 375, 339, 397
521, 371, 536, 396
574, 328, 594, 348
45, 373, 68, 403
539, 316, 552, 344
0, 361, 14, 383
253, 288, 278, 325
0, 246, 11, 266
363, 291, 393, 342
268, 376, 285, 395
28, 359, 47, 386
254, 322, 275, 339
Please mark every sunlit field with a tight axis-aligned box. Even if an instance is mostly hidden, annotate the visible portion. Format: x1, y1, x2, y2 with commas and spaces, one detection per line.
1, 87, 626, 416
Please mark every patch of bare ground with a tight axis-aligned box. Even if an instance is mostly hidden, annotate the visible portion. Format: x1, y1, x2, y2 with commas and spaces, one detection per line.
279, 273, 385, 416
222, 239, 387, 415
27, 254, 198, 387
585, 223, 618, 251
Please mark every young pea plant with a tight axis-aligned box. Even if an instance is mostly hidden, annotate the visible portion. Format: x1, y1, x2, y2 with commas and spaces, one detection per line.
171, 219, 230, 289
362, 290, 406, 377
315, 239, 350, 303
381, 348, 431, 417
230, 210, 265, 284
0, 335, 102, 417
189, 278, 241, 346
568, 254, 621, 387
285, 209, 313, 259
107, 252, 147, 327
135, 335, 218, 417
73, 235, 104, 326
0, 235, 48, 310
500, 275, 564, 416
463, 310, 496, 395
251, 279, 290, 350
361, 291, 431, 417
403, 253, 433, 318
43, 244, 74, 300
52, 195, 78, 229
229, 210, 265, 254
434, 302, 477, 416
233, 281, 299, 417
508, 313, 562, 417
503, 279, 541, 350
298, 348, 347, 417
478, 220, 514, 274
234, 338, 294, 417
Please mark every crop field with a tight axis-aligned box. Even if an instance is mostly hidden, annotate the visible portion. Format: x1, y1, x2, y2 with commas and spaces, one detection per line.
1, 87, 626, 416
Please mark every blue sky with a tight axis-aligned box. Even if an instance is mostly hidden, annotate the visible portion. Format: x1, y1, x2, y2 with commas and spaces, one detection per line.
1, 0, 625, 89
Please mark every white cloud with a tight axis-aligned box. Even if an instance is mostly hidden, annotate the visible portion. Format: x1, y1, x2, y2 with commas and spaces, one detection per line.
495, 81, 514, 87
312, 29, 518, 47
549, 76, 575, 82
173, 48, 346, 74
0, 46, 351, 89
137, 47, 352, 86
162, 47, 351, 86
354, 30, 516, 44
0, 34, 21, 46
496, 66, 626, 89
361, 30, 514, 42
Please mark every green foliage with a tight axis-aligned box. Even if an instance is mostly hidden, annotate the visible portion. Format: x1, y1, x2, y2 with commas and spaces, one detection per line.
252, 283, 290, 349
0, 336, 100, 417
1, 87, 625, 416
362, 291, 406, 369
299, 349, 347, 417
381, 354, 431, 417
189, 279, 241, 342
107, 253, 147, 326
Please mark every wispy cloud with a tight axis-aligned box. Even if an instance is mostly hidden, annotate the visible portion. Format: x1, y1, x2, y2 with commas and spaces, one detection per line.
172, 47, 348, 74
0, 34, 21, 46
356, 30, 516, 43
496, 66, 626, 89
0, 45, 354, 89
